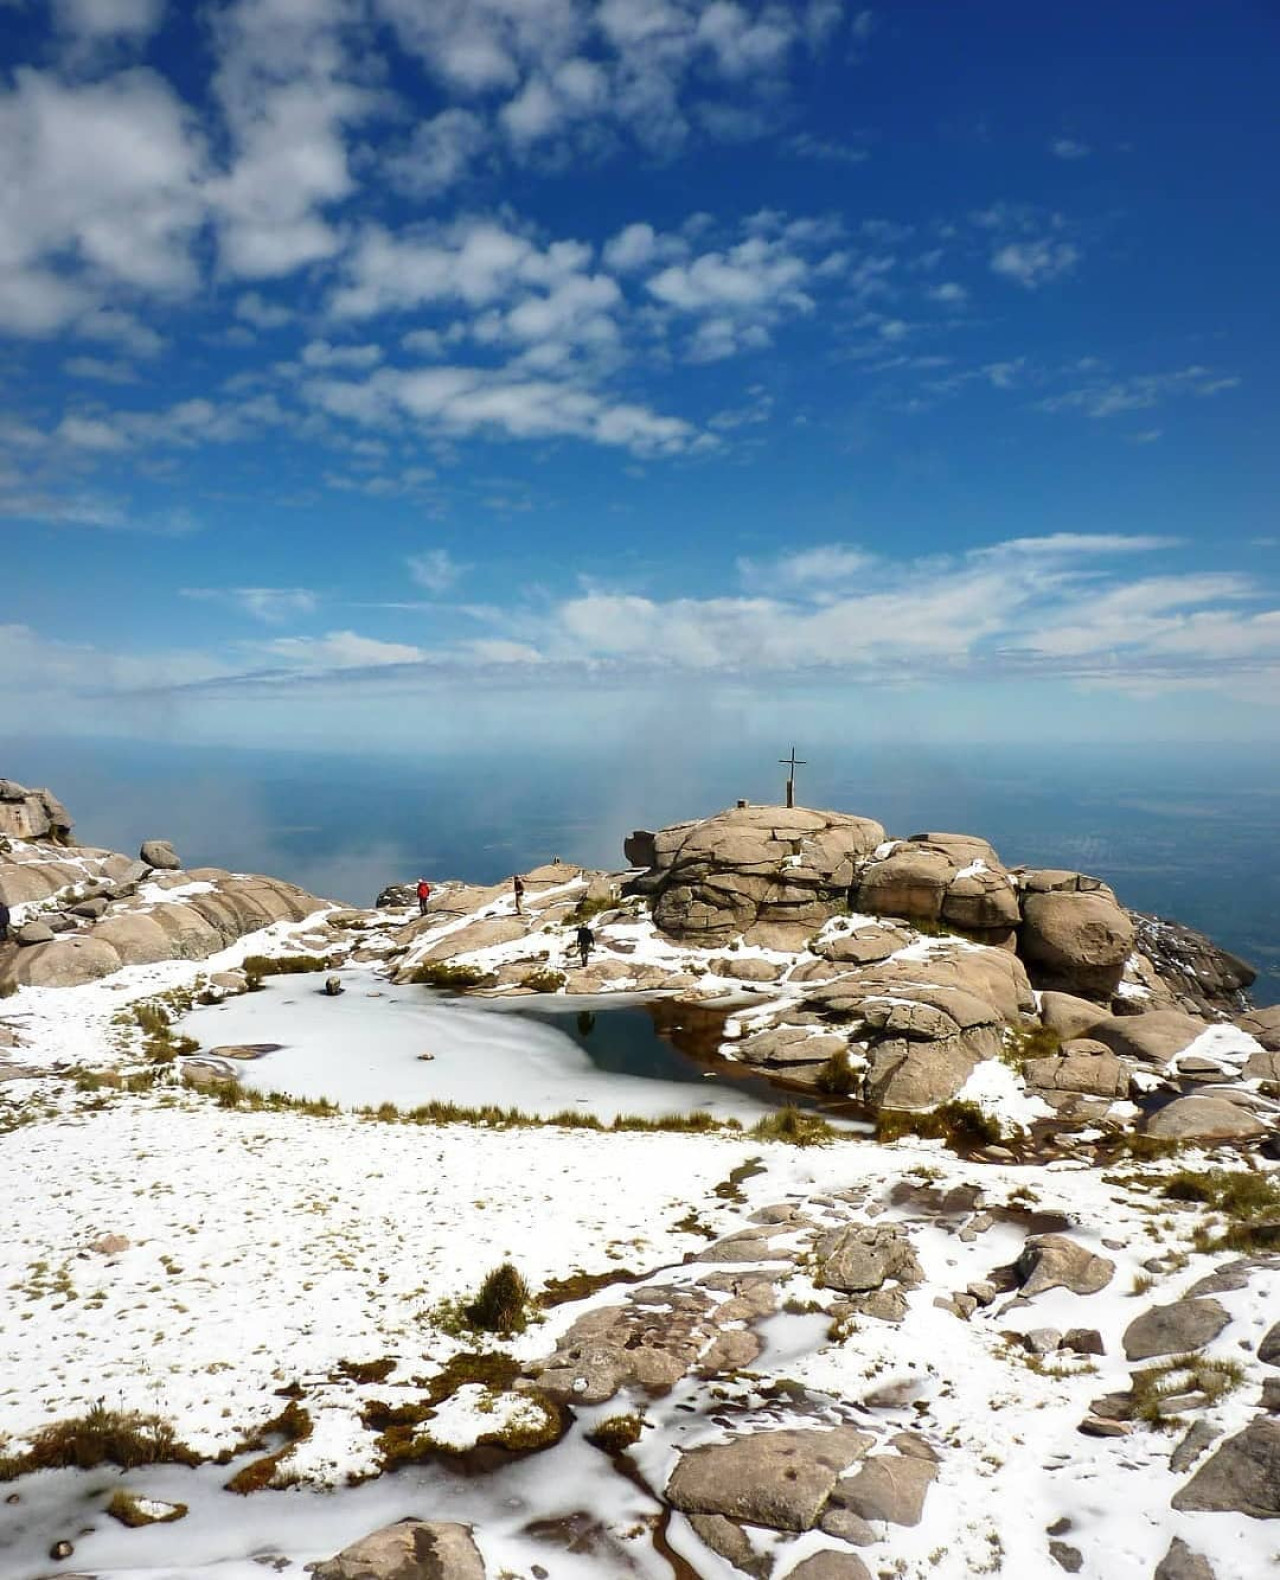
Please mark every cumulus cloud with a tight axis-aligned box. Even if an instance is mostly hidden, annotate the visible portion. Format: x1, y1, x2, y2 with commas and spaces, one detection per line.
0, 66, 206, 332
990, 239, 1080, 289
408, 547, 467, 593
385, 108, 490, 196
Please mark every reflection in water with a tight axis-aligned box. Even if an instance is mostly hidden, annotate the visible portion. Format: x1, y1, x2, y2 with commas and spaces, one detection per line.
577, 1010, 597, 1037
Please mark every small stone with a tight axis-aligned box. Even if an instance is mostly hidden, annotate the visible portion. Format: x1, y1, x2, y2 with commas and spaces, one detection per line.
966, 1280, 998, 1305
1060, 1328, 1104, 1356
89, 1233, 130, 1256
16, 920, 55, 946
1154, 1537, 1217, 1580
1046, 1517, 1072, 1536
50, 1540, 74, 1560
1170, 1420, 1220, 1475
1049, 1541, 1083, 1573
1023, 1328, 1062, 1355
1078, 1416, 1131, 1437
819, 1509, 876, 1545
139, 839, 182, 871
323, 975, 344, 996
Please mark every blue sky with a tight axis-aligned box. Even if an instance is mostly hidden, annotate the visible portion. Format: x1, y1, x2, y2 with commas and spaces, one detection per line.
3, 0, 1278, 755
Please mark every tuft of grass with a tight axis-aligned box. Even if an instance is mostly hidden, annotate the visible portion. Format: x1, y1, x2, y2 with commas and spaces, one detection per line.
1163, 1168, 1280, 1253
565, 892, 619, 926
586, 1413, 646, 1453
240, 953, 333, 977
751, 1106, 835, 1147
521, 967, 567, 993
106, 1489, 187, 1527
408, 960, 497, 991
224, 1400, 313, 1494
1000, 1023, 1061, 1069
1129, 1353, 1245, 1428
0, 1403, 198, 1481
875, 1100, 1016, 1151
815, 1048, 857, 1096
336, 1358, 396, 1385
465, 1262, 532, 1335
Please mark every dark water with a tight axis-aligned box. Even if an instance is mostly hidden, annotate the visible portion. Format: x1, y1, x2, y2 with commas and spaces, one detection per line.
6, 735, 1279, 1005
506, 999, 827, 1111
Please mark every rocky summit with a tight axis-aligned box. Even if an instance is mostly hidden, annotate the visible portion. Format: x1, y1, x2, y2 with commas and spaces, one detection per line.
0, 777, 1277, 1580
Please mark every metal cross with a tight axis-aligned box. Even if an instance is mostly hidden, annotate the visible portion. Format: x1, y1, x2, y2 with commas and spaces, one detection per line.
779, 745, 807, 809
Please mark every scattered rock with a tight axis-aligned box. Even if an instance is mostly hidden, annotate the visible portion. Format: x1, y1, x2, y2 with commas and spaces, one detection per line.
1061, 1328, 1104, 1356
311, 1519, 485, 1580
1238, 1004, 1280, 1052
814, 1223, 923, 1294
89, 1233, 130, 1256
1153, 1537, 1217, 1580
1172, 1416, 1280, 1517
666, 1426, 872, 1532
1049, 1541, 1083, 1573
16, 920, 55, 945
1170, 1420, 1220, 1474
140, 839, 182, 871
1122, 1298, 1230, 1361
323, 975, 344, 996
686, 1513, 769, 1579
818, 1508, 877, 1544
1015, 1235, 1115, 1297
788, 1554, 873, 1580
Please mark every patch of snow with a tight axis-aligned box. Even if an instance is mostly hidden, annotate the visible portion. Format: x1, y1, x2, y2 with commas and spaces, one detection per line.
954, 1057, 1056, 1130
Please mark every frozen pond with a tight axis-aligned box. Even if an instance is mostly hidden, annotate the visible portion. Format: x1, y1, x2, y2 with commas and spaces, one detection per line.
178, 969, 781, 1124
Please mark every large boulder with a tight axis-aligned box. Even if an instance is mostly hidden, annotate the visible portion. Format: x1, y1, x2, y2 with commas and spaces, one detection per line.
1024, 1041, 1129, 1099
1088, 1011, 1210, 1069
1123, 1298, 1230, 1361
140, 839, 182, 871
91, 914, 174, 967
1172, 1416, 1280, 1517
422, 916, 530, 961
666, 1426, 872, 1532
635, 805, 886, 947
829, 1448, 939, 1526
0, 934, 122, 990
1238, 1006, 1280, 1053
311, 1519, 485, 1580
1039, 991, 1108, 1040
814, 1224, 923, 1294
856, 844, 952, 926
1143, 1096, 1267, 1143
1016, 1235, 1115, 1296
1018, 890, 1136, 1000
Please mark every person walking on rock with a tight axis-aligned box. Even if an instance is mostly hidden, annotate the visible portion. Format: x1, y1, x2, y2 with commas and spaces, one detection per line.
0, 900, 9, 943
416, 878, 431, 917
512, 873, 525, 915
575, 923, 595, 968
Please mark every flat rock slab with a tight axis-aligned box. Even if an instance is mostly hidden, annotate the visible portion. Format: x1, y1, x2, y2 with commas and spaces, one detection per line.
666, 1426, 873, 1532
1123, 1298, 1230, 1361
789, 1554, 873, 1580
830, 1449, 939, 1526
311, 1519, 485, 1580
1172, 1416, 1280, 1518
1144, 1096, 1267, 1142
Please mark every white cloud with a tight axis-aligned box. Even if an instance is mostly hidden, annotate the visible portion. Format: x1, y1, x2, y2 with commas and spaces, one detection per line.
53, 0, 166, 50
206, 0, 374, 279
408, 547, 467, 594
56, 414, 131, 450
926, 280, 967, 305
0, 66, 206, 332
300, 339, 384, 369
182, 586, 318, 623
1038, 366, 1241, 419
385, 108, 490, 196
1050, 137, 1091, 160
990, 239, 1080, 289
62, 355, 139, 384
235, 291, 294, 329
263, 630, 426, 669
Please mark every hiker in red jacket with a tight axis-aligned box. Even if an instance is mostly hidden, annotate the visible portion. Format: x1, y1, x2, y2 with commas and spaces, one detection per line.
416, 878, 431, 917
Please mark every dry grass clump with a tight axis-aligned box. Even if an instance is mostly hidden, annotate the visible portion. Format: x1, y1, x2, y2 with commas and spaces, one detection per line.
0, 1403, 198, 1480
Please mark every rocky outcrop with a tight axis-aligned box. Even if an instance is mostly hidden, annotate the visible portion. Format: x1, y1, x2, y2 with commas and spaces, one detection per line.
1131, 912, 1257, 1019
0, 779, 74, 844
629, 804, 886, 948
312, 1520, 486, 1580
857, 833, 1019, 943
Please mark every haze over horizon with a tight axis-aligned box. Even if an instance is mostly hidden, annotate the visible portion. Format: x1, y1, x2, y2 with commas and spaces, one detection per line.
4, 1, 1279, 754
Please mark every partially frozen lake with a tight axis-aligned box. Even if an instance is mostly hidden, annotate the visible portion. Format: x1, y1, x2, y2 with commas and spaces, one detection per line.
179, 969, 779, 1124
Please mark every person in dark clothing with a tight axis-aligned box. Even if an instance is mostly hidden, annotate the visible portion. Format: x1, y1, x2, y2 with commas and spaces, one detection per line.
416, 878, 431, 917
0, 900, 10, 943
513, 874, 525, 914
575, 923, 595, 968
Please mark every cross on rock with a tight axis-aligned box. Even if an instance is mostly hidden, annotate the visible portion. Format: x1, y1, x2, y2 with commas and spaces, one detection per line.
779, 745, 807, 809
